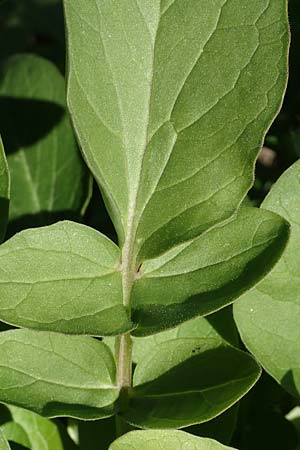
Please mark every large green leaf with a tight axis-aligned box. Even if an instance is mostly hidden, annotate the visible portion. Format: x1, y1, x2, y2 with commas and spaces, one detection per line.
1, 405, 65, 450
64, 0, 289, 261
130, 308, 238, 443
109, 430, 235, 450
0, 136, 9, 243
123, 338, 261, 428
0, 429, 11, 450
132, 207, 289, 335
0, 220, 132, 336
0, 54, 90, 230
0, 329, 118, 419
234, 160, 300, 397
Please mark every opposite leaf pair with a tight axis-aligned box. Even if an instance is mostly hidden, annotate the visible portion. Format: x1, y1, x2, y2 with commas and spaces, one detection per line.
0, 0, 293, 449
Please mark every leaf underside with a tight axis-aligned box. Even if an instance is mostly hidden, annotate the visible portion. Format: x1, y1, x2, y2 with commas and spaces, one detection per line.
234, 160, 300, 398
0, 221, 132, 336
123, 337, 260, 429
0, 329, 119, 419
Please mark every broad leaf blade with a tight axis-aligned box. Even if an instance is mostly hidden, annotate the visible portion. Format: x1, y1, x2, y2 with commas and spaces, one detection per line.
0, 220, 131, 336
0, 136, 9, 243
109, 430, 235, 450
0, 54, 90, 229
234, 160, 300, 397
129, 308, 238, 444
132, 207, 289, 335
124, 338, 260, 428
64, 0, 289, 260
0, 429, 11, 450
0, 329, 118, 419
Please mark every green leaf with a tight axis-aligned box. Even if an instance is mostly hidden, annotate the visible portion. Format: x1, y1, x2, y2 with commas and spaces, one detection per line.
0, 329, 119, 419
0, 220, 132, 336
0, 429, 11, 450
125, 308, 238, 443
64, 0, 289, 261
109, 430, 235, 450
0, 136, 10, 243
131, 307, 238, 365
1, 405, 65, 450
131, 207, 289, 335
123, 338, 261, 428
234, 160, 300, 397
0, 54, 90, 229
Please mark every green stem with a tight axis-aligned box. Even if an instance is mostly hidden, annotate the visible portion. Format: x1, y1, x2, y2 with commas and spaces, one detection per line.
115, 333, 133, 437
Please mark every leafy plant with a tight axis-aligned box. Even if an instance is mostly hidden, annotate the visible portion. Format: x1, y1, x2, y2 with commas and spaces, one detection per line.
0, 0, 298, 449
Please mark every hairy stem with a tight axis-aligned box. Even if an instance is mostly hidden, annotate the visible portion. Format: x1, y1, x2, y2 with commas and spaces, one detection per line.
115, 213, 136, 436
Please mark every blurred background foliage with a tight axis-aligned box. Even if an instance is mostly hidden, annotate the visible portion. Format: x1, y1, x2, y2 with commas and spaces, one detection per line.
0, 0, 299, 449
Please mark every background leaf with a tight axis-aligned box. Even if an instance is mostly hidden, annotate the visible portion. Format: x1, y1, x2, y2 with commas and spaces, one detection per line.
0, 221, 132, 336
0, 405, 65, 450
0, 54, 90, 237
0, 329, 119, 419
123, 338, 261, 428
0, 429, 11, 450
109, 430, 235, 450
234, 160, 300, 397
64, 0, 289, 261
132, 207, 289, 335
0, 136, 10, 242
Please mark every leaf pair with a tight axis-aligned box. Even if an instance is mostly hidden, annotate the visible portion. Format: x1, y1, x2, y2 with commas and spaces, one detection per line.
0, 312, 259, 428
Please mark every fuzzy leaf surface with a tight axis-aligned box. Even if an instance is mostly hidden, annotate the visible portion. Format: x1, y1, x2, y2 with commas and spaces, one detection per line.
132, 207, 289, 335
124, 338, 260, 428
0, 329, 118, 419
64, 0, 288, 261
0, 220, 132, 336
234, 161, 300, 397
109, 430, 235, 450
0, 136, 9, 242
0, 54, 90, 225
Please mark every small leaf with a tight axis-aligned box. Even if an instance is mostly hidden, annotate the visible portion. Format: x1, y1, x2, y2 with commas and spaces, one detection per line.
0, 136, 10, 243
0, 329, 119, 419
0, 220, 132, 336
0, 54, 90, 230
1, 405, 65, 450
0, 429, 11, 450
234, 160, 300, 397
109, 430, 235, 450
124, 338, 261, 428
64, 0, 289, 261
132, 207, 289, 335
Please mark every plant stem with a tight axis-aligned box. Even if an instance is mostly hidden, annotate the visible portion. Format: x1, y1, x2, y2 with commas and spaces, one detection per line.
115, 332, 133, 437
115, 217, 136, 436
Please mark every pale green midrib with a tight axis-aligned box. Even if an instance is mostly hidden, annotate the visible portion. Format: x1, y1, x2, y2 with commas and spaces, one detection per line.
121, 9, 160, 309
118, 4, 160, 392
